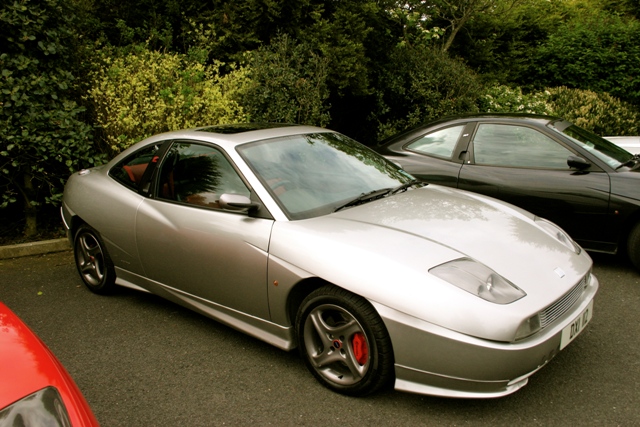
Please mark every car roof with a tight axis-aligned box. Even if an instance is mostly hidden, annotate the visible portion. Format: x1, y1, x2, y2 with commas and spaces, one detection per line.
424, 112, 560, 126
140, 123, 333, 149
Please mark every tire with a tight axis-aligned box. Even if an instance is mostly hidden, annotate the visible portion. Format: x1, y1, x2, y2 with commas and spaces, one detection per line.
627, 221, 640, 271
73, 224, 116, 294
296, 285, 394, 396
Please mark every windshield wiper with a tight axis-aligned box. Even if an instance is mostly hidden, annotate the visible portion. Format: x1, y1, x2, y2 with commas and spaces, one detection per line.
333, 180, 426, 212
389, 179, 426, 195
334, 188, 393, 212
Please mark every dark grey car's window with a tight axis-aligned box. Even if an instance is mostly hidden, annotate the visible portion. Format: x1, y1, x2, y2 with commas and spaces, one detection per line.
407, 125, 464, 159
473, 124, 573, 169
157, 142, 249, 209
549, 121, 633, 169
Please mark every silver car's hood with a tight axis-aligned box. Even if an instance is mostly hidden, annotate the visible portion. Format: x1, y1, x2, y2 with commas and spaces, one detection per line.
269, 185, 593, 341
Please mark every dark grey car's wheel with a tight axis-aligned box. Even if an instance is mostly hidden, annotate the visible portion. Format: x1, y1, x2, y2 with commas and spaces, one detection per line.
74, 224, 116, 294
296, 285, 394, 396
628, 221, 640, 271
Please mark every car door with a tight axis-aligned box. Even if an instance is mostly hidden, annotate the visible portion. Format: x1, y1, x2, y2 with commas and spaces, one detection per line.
457, 122, 612, 249
134, 141, 274, 319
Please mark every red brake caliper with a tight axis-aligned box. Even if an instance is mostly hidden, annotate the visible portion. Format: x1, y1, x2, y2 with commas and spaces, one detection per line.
351, 332, 369, 365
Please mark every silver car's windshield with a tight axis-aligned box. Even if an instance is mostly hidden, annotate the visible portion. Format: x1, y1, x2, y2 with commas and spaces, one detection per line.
548, 120, 634, 169
238, 132, 414, 219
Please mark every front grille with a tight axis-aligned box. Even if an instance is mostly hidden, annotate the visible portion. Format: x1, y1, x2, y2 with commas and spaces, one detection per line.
539, 273, 590, 328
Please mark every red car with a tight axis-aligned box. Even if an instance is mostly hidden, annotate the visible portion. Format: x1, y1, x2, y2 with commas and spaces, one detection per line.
0, 302, 99, 426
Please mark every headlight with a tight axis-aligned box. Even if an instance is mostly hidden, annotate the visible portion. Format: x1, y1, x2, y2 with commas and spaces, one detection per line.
0, 387, 71, 426
429, 258, 526, 304
534, 216, 581, 254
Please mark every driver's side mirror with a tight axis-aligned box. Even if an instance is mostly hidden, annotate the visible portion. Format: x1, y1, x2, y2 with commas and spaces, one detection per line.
219, 193, 260, 212
567, 155, 591, 171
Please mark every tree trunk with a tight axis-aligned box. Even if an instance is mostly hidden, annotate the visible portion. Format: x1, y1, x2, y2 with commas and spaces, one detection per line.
22, 172, 38, 237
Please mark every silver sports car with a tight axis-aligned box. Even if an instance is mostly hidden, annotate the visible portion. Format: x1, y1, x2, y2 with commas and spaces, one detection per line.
61, 124, 598, 398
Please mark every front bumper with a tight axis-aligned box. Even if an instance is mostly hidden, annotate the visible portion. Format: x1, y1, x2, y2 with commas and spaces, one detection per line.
372, 273, 599, 398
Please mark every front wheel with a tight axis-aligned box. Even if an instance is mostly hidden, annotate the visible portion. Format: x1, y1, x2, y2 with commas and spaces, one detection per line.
296, 285, 394, 396
73, 224, 116, 294
627, 221, 640, 271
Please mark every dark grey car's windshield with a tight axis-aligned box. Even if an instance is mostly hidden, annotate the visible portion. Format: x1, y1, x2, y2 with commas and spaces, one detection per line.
548, 120, 634, 169
238, 132, 414, 219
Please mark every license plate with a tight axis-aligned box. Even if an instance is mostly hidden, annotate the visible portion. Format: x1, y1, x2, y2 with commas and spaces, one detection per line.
560, 299, 594, 350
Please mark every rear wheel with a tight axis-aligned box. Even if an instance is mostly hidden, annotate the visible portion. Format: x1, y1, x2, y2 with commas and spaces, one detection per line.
627, 222, 640, 271
296, 285, 394, 396
73, 224, 116, 294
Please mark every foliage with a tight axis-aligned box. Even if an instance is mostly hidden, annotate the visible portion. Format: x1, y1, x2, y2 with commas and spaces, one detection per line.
239, 34, 330, 126
298, 1, 398, 140
477, 85, 640, 136
76, 0, 188, 50
0, 0, 104, 236
448, 0, 561, 83
386, 2, 445, 49
87, 45, 249, 153
526, 11, 640, 107
423, 0, 530, 52
5, 0, 640, 236
477, 85, 553, 115
546, 87, 640, 136
373, 45, 483, 140
607, 0, 640, 18
300, 3, 378, 97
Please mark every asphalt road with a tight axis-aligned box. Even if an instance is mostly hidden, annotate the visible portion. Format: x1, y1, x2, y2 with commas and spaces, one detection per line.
1, 250, 639, 426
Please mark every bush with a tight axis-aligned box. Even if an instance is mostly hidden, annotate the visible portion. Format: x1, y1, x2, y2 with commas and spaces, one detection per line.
529, 12, 640, 107
546, 87, 640, 136
477, 85, 553, 115
0, 0, 104, 236
239, 34, 331, 127
87, 45, 250, 153
373, 45, 482, 140
477, 85, 640, 136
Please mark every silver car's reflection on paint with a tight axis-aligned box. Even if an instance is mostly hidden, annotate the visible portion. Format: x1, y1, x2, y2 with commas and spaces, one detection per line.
61, 124, 598, 398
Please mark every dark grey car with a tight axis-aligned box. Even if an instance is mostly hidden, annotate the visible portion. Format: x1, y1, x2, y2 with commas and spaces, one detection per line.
376, 113, 640, 269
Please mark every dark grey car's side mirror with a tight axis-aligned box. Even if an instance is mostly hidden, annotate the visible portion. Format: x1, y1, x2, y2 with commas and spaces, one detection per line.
219, 193, 260, 212
567, 155, 591, 170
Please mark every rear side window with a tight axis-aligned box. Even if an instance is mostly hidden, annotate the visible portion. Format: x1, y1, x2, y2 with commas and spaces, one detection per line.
406, 125, 465, 159
109, 144, 163, 191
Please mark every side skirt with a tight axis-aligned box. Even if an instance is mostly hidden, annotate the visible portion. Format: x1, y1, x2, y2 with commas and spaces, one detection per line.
115, 267, 296, 351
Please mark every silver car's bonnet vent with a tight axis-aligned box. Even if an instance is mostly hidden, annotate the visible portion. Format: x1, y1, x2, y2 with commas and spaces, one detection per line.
539, 273, 590, 328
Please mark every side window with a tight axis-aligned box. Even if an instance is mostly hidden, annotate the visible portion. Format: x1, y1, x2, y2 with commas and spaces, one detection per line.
110, 144, 162, 191
473, 124, 573, 169
406, 125, 465, 159
157, 142, 250, 209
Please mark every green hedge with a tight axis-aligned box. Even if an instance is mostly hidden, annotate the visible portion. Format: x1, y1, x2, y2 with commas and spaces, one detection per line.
478, 85, 640, 136
87, 45, 249, 153
0, 0, 104, 236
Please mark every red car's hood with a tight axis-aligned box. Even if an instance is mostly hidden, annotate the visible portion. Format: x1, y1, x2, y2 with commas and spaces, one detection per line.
0, 302, 99, 426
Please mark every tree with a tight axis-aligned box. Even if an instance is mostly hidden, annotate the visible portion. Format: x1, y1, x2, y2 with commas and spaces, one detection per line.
447, 0, 560, 83
391, 0, 526, 53
0, 0, 105, 237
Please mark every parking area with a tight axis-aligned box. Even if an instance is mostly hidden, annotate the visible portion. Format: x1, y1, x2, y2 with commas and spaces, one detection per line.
1, 250, 639, 426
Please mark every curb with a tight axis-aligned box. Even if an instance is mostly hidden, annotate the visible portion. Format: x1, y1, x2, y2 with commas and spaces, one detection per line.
0, 238, 71, 260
